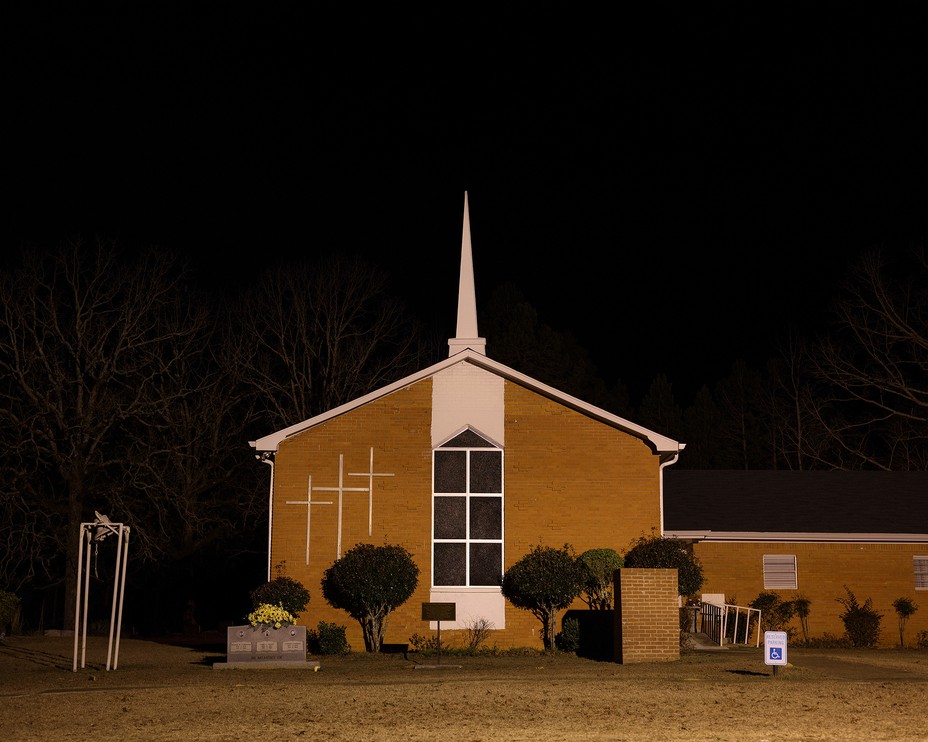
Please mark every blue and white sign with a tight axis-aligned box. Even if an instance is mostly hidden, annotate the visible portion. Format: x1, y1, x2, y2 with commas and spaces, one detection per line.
764, 631, 788, 665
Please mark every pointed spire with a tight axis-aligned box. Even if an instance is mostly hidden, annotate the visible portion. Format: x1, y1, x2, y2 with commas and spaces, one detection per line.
448, 191, 486, 357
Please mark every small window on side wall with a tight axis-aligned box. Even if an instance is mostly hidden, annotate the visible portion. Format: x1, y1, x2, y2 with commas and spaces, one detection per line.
915, 556, 928, 590
763, 554, 798, 590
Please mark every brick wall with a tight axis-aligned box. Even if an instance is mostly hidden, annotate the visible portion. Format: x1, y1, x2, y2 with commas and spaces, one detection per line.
694, 541, 928, 647
267, 375, 665, 651
614, 568, 680, 663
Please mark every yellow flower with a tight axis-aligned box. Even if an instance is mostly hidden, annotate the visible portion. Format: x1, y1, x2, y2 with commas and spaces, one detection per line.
247, 602, 296, 629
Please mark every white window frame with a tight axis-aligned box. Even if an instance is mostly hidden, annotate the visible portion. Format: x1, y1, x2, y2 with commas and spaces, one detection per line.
431, 431, 503, 589
763, 554, 798, 590
915, 556, 928, 591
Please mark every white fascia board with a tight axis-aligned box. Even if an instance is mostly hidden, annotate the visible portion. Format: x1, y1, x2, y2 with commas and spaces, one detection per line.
249, 354, 463, 452
665, 530, 928, 544
249, 349, 683, 456
468, 354, 683, 455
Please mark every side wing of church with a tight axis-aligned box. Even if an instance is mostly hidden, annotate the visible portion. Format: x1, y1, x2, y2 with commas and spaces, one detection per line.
249, 194, 684, 649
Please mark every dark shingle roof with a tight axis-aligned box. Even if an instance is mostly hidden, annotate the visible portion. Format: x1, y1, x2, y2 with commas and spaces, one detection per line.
663, 470, 928, 535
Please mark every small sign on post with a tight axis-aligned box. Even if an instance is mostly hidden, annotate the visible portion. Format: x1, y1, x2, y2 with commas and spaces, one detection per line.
421, 602, 456, 622
421, 602, 456, 665
764, 630, 787, 676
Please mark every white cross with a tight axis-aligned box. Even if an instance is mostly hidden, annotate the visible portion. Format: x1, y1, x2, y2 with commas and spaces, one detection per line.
311, 453, 370, 559
348, 447, 395, 536
285, 475, 332, 565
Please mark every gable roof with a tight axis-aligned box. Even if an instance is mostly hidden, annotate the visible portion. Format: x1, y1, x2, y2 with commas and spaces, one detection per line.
250, 192, 684, 462
250, 349, 683, 460
664, 469, 928, 542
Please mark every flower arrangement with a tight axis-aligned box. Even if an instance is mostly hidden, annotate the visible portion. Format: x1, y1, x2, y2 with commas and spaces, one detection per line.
247, 602, 296, 630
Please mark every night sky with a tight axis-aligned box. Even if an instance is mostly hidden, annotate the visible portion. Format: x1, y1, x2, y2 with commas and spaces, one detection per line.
8, 3, 927, 402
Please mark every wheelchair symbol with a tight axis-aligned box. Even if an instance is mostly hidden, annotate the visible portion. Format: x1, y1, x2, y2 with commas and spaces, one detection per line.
769, 648, 782, 660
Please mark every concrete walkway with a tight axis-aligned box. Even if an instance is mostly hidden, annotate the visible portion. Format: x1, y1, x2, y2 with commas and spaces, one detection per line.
686, 631, 731, 651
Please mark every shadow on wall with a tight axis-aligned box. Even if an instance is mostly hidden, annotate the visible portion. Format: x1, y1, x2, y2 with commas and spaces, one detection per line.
562, 610, 614, 661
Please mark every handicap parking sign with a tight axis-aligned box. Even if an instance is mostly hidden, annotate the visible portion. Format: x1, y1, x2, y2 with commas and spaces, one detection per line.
764, 631, 787, 665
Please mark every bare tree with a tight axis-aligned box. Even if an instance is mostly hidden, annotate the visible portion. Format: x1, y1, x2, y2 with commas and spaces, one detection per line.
710, 360, 770, 469
0, 240, 209, 628
808, 248, 928, 470
115, 309, 265, 565
237, 254, 434, 431
763, 336, 840, 470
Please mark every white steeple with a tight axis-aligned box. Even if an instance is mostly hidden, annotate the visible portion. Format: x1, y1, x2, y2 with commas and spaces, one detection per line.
447, 191, 487, 357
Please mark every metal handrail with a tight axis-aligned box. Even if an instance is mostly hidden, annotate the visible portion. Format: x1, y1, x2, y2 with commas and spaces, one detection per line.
696, 602, 761, 647
722, 604, 761, 647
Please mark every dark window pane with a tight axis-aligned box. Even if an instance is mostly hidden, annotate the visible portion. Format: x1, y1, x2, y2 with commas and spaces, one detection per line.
434, 497, 466, 539
434, 543, 466, 586
470, 450, 502, 493
470, 543, 502, 586
434, 450, 466, 493
469, 497, 501, 539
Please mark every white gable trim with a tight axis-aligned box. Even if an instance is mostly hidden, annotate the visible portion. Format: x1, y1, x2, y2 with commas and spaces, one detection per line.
250, 350, 683, 458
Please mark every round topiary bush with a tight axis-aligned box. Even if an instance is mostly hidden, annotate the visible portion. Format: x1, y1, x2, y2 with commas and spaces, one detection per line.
321, 543, 419, 653
623, 532, 704, 598
249, 576, 310, 616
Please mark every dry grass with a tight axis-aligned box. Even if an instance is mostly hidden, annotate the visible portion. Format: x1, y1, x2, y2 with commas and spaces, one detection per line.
2, 635, 927, 741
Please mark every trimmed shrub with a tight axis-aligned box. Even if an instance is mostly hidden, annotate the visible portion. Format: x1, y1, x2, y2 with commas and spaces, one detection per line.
501, 543, 585, 651
250, 576, 310, 616
577, 548, 623, 610
322, 543, 419, 652
623, 531, 704, 598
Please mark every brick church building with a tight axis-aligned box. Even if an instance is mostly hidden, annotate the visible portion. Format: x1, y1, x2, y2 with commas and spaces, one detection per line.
250, 194, 927, 650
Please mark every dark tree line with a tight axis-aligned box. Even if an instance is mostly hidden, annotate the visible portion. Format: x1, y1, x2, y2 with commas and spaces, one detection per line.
482, 247, 928, 471
1, 240, 924, 633
0, 241, 433, 633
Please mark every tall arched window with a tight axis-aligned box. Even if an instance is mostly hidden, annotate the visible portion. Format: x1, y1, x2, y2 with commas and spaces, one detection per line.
432, 428, 503, 587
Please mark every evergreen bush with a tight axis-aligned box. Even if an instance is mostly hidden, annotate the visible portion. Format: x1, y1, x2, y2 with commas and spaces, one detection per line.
408, 632, 442, 654
891, 597, 918, 648
321, 543, 419, 652
555, 617, 580, 653
793, 594, 812, 643
623, 531, 704, 598
749, 591, 797, 639
577, 548, 623, 610
501, 543, 585, 650
308, 621, 351, 655
836, 586, 882, 647
250, 576, 310, 616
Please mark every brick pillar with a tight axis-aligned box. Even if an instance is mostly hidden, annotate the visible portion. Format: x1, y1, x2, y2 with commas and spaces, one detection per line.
613, 568, 680, 664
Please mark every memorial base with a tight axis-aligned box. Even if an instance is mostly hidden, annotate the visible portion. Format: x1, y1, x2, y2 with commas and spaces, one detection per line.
214, 624, 317, 670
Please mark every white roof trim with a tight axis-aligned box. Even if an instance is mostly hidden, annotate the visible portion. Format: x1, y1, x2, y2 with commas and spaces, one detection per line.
666, 530, 928, 543
250, 349, 683, 456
